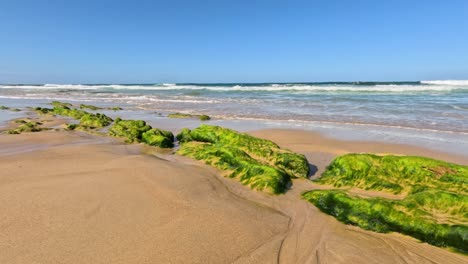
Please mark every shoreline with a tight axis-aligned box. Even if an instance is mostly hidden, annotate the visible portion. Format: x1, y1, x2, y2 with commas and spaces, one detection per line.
1, 96, 468, 158
0, 112, 467, 263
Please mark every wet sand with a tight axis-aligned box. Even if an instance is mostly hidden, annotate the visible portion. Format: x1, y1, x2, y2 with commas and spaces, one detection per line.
0, 124, 467, 263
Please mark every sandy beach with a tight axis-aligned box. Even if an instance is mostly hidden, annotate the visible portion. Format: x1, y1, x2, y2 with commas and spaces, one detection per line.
0, 115, 466, 264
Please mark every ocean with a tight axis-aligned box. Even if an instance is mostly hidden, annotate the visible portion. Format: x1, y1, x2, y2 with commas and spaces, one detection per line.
1, 80, 467, 155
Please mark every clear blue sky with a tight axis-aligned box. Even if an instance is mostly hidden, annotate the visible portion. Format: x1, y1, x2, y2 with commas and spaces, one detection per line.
1, 0, 467, 83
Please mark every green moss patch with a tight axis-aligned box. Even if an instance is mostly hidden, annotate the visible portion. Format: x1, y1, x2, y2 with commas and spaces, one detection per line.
176, 125, 309, 194
79, 104, 103, 110
303, 190, 468, 252
39, 101, 113, 130
8, 120, 46, 134
108, 118, 173, 148
168, 112, 211, 121
0, 106, 21, 112
316, 154, 467, 195
303, 153, 468, 252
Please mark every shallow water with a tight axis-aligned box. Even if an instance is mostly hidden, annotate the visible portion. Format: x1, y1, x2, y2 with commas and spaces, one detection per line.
1, 81, 467, 157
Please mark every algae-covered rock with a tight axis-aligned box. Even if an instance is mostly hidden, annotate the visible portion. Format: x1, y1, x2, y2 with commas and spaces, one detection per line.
303, 153, 468, 252
108, 118, 152, 143
8, 120, 44, 134
79, 113, 113, 129
177, 125, 309, 178
176, 125, 309, 194
43, 101, 113, 130
51, 101, 72, 108
316, 154, 468, 195
178, 142, 289, 194
34, 107, 54, 115
142, 128, 174, 148
168, 112, 211, 121
176, 128, 193, 143
109, 106, 123, 111
79, 104, 103, 110
303, 189, 468, 252
109, 118, 174, 148
0, 106, 21, 112
198, 115, 210, 121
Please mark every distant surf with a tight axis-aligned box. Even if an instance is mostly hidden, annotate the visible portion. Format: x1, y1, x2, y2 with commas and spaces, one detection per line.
0, 80, 467, 134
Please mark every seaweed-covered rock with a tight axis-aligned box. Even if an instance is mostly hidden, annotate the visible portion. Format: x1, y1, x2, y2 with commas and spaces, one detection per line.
0, 106, 21, 112
79, 113, 113, 129
176, 125, 309, 194
43, 101, 113, 130
79, 104, 103, 110
168, 112, 211, 121
108, 118, 174, 148
303, 189, 468, 252
108, 118, 152, 143
177, 125, 309, 178
142, 128, 174, 148
109, 106, 123, 111
34, 107, 54, 115
176, 128, 193, 143
303, 153, 468, 252
317, 154, 468, 195
8, 120, 44, 134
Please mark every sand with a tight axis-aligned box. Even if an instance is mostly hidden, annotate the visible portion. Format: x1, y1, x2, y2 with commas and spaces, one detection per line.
0, 125, 467, 263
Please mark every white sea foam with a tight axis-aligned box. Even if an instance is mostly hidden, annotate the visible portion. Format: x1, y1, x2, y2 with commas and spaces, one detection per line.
1, 82, 467, 92
421, 80, 468, 86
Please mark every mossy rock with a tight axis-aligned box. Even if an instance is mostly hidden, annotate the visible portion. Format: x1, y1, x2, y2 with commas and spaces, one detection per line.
303, 153, 468, 252
303, 189, 468, 252
168, 112, 211, 121
8, 120, 44, 134
176, 125, 309, 194
44, 101, 113, 130
109, 106, 123, 111
316, 154, 468, 195
177, 125, 309, 178
109, 118, 174, 148
0, 106, 21, 112
79, 104, 103, 110
108, 118, 152, 143
142, 128, 174, 148
34, 107, 54, 115
79, 113, 113, 129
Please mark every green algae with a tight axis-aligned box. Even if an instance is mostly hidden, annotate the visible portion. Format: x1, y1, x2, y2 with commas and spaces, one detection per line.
108, 118, 174, 148
142, 128, 174, 148
316, 154, 467, 195
8, 120, 45, 134
303, 153, 468, 252
109, 106, 123, 111
176, 125, 309, 194
78, 113, 113, 129
39, 101, 113, 130
34, 107, 54, 115
303, 190, 468, 252
168, 112, 211, 121
79, 104, 103, 110
0, 106, 21, 112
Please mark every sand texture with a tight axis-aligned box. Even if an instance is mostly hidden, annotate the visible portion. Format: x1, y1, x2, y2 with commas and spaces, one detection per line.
0, 128, 466, 264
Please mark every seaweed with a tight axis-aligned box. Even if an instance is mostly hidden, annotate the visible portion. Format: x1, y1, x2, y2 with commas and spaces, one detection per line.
108, 118, 174, 148
168, 112, 211, 121
176, 125, 309, 194
303, 153, 468, 252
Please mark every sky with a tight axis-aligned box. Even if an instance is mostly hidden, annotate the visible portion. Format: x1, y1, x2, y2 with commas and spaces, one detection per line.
1, 0, 468, 84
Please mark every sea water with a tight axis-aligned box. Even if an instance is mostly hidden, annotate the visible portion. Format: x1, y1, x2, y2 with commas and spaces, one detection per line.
1, 81, 467, 156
